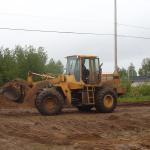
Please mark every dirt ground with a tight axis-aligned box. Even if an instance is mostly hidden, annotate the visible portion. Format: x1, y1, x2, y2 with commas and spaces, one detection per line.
0, 96, 150, 150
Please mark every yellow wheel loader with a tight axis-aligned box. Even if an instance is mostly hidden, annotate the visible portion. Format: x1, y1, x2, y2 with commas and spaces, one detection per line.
1, 55, 125, 115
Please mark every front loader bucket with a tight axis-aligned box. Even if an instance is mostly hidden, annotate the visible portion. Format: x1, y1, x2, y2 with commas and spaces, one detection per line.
1, 79, 51, 106
1, 79, 31, 103
3, 86, 22, 102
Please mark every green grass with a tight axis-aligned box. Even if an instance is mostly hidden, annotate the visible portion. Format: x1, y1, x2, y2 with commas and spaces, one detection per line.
118, 96, 150, 103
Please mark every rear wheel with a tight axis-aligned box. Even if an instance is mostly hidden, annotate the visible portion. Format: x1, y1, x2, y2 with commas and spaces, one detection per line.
95, 87, 117, 113
35, 88, 64, 115
77, 105, 93, 112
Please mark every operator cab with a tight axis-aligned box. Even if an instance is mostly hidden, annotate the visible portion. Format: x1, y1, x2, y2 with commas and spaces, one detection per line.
66, 55, 101, 84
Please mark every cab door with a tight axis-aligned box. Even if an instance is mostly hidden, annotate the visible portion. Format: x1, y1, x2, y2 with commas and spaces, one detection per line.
81, 58, 100, 84
89, 58, 100, 84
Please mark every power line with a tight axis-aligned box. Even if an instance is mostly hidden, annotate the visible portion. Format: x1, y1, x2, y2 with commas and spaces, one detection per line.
118, 23, 150, 30
0, 27, 150, 40
118, 34, 150, 40
0, 27, 113, 36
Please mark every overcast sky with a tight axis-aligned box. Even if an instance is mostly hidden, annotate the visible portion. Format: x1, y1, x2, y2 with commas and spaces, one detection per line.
0, 0, 150, 73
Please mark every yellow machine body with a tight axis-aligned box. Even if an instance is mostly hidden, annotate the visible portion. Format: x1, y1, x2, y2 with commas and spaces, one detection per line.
27, 55, 124, 105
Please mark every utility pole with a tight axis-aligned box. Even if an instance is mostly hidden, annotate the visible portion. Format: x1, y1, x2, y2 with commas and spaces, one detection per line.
114, 0, 118, 72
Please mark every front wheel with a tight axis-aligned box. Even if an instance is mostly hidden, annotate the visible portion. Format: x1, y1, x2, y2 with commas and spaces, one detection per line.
95, 88, 117, 113
35, 88, 64, 116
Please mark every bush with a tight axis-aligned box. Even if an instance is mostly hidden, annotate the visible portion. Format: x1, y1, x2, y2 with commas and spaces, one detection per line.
120, 79, 150, 98
120, 80, 131, 96
138, 84, 150, 96
127, 84, 150, 97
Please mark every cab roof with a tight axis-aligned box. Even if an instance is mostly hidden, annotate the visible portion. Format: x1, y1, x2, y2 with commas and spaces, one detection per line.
66, 55, 97, 58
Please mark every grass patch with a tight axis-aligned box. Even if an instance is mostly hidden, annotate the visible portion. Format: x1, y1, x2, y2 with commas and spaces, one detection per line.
118, 81, 150, 103
118, 96, 150, 103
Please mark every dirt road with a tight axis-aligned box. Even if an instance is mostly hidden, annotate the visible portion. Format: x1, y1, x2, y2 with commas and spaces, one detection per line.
0, 96, 150, 150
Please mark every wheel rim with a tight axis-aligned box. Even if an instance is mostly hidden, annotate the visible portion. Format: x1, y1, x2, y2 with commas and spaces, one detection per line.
103, 95, 114, 108
43, 97, 57, 112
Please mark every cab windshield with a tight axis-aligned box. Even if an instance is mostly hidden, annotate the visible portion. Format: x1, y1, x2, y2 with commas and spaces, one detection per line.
66, 56, 80, 81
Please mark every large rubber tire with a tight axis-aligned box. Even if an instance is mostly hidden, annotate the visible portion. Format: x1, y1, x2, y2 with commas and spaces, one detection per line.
35, 88, 64, 116
95, 87, 117, 113
77, 105, 93, 112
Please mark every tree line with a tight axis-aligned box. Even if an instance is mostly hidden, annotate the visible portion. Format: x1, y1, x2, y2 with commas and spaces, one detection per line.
119, 58, 150, 80
0, 45, 64, 85
0, 45, 150, 85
